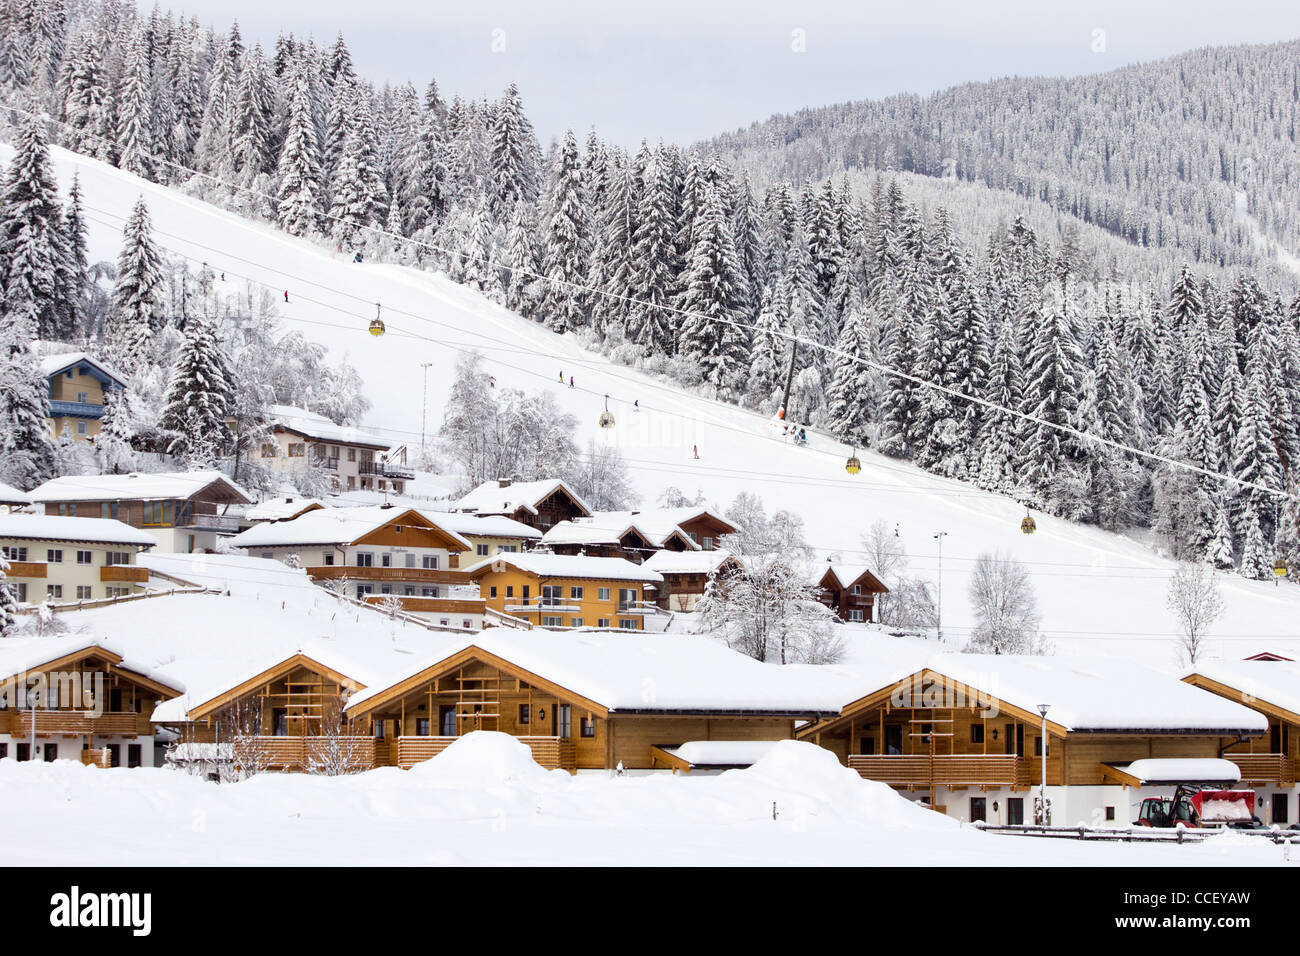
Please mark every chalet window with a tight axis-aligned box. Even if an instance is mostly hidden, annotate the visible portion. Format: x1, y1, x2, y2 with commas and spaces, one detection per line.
76, 550, 92, 565
393, 524, 401, 534
1034, 737, 1048, 757
500, 545, 517, 553
569, 618, 583, 628
489, 586, 498, 598
422, 555, 439, 569
100, 502, 119, 519
46, 585, 62, 599
477, 544, 489, 556
260, 444, 276, 458
518, 705, 530, 725
969, 797, 986, 823
618, 619, 638, 630
1272, 793, 1289, 824
506, 586, 514, 598
404, 586, 416, 596
1007, 798, 1024, 825
1105, 806, 1116, 821
288, 443, 305, 457
598, 587, 610, 601
848, 609, 863, 622
542, 585, 562, 606
324, 552, 335, 566
17, 743, 31, 761
76, 391, 89, 403
142, 501, 169, 526
46, 549, 62, 563
2, 546, 26, 561
570, 586, 584, 600
618, 588, 637, 609
851, 584, 862, 595
522, 586, 530, 600
440, 706, 456, 736
580, 717, 596, 738
415, 718, 430, 737
12, 583, 25, 602
381, 553, 392, 568
44, 744, 58, 762
970, 724, 985, 744
702, 536, 713, 549
355, 552, 374, 567
542, 616, 563, 627
380, 585, 392, 595
0, 744, 5, 758
76, 586, 92, 600
105, 552, 130, 566
422, 588, 437, 597
355, 585, 374, 599
597, 618, 610, 628
557, 704, 572, 740
461, 619, 471, 629
347, 448, 356, 462
373, 720, 385, 739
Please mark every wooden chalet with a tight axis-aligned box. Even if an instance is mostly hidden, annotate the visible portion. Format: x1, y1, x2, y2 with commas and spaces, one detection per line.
811, 563, 889, 623
642, 548, 743, 611
30, 471, 251, 554
1184, 660, 1300, 826
153, 652, 373, 772
40, 352, 128, 442
0, 639, 183, 767
454, 478, 592, 532
344, 633, 844, 772
802, 655, 1266, 823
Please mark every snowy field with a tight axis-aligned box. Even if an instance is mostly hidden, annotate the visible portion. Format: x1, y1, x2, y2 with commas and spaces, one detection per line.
2, 734, 1291, 867
14, 142, 1300, 667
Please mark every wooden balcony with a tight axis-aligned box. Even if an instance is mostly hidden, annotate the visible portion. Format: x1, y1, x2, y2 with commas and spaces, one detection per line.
307, 565, 470, 586
848, 754, 1028, 789
249, 736, 376, 771
5, 710, 152, 737
1226, 753, 1296, 785
364, 595, 484, 615
100, 565, 148, 583
5, 561, 47, 578
395, 735, 576, 772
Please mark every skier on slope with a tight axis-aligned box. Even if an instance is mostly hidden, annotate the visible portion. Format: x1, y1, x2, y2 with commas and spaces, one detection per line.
284, 290, 289, 302
569, 376, 574, 388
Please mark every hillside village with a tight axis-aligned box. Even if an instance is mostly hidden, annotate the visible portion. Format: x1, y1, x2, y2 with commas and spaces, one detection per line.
0, 1, 1299, 878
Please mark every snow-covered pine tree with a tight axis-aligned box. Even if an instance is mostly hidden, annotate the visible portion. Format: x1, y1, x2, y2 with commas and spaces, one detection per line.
489, 82, 539, 218
537, 129, 591, 334
1021, 281, 1086, 509
55, 173, 90, 339
106, 197, 163, 372
115, 30, 154, 179
825, 303, 874, 447
0, 554, 17, 635
230, 42, 276, 194
877, 253, 927, 458
975, 316, 1025, 496
95, 385, 139, 474
502, 200, 539, 317
276, 62, 324, 237
158, 316, 234, 464
626, 146, 679, 353
592, 154, 637, 333
0, 116, 64, 341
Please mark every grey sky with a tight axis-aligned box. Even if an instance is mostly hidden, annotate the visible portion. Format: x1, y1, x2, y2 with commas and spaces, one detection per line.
141, 1, 1300, 148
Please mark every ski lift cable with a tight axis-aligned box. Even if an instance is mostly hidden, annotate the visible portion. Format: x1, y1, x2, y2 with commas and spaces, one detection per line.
24, 102, 1294, 504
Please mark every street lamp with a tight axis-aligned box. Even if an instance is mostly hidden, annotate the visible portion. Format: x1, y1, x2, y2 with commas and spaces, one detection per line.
1037, 703, 1050, 826
932, 531, 948, 642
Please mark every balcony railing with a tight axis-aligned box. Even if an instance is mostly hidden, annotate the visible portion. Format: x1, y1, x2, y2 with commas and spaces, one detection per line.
5, 710, 153, 736
249, 736, 376, 771
177, 513, 244, 533
48, 399, 104, 419
847, 754, 1028, 788
394, 735, 574, 771
307, 565, 470, 586
363, 595, 485, 615
100, 565, 149, 583
313, 456, 340, 471
1226, 753, 1296, 785
4, 561, 47, 578
358, 460, 415, 480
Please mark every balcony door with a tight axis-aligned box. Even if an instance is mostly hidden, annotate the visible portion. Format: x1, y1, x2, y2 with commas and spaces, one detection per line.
884, 725, 903, 755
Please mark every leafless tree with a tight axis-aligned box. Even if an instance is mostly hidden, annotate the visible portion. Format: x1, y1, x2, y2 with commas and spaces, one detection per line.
222, 696, 273, 780
697, 558, 843, 664
305, 695, 372, 775
861, 519, 907, 623
1166, 561, 1224, 665
965, 551, 1047, 654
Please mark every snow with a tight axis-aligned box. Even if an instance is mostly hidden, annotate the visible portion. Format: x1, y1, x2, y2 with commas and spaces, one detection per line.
813, 563, 883, 589
229, 504, 472, 551
0, 513, 156, 547
266, 403, 391, 450
0, 743, 1288, 866
1198, 797, 1254, 822
0, 481, 32, 505
917, 654, 1268, 734
414, 510, 542, 541
27, 140, 1300, 667
29, 470, 251, 504
663, 740, 782, 767
460, 551, 663, 583
0, 635, 183, 694
1187, 660, 1300, 720
642, 548, 736, 575
37, 351, 127, 386
344, 630, 851, 715
454, 479, 591, 518
241, 496, 325, 522
1118, 758, 1243, 785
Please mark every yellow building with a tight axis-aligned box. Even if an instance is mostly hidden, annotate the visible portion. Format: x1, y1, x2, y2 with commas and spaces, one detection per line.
40, 353, 128, 441
0, 514, 156, 605
461, 552, 663, 630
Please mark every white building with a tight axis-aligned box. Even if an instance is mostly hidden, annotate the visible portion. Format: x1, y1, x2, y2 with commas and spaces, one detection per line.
0, 514, 156, 605
260, 405, 413, 495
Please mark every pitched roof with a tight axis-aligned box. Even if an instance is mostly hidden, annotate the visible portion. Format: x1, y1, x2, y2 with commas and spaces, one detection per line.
581, 507, 739, 546
417, 510, 542, 540
29, 471, 252, 505
345, 631, 846, 716
461, 552, 663, 583
38, 352, 127, 388
265, 404, 391, 449
454, 479, 592, 518
0, 513, 156, 547
642, 548, 739, 575
0, 637, 183, 697
813, 563, 889, 592
0, 481, 31, 506
229, 505, 471, 551
1184, 660, 1300, 724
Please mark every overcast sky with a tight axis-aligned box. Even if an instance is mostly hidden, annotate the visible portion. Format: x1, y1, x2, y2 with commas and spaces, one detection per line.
141, 1, 1300, 148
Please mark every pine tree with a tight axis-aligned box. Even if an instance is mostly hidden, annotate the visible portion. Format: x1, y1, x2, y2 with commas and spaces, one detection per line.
489, 82, 539, 217
878, 255, 927, 458
538, 130, 591, 334
1237, 503, 1271, 579
1021, 282, 1086, 508
975, 317, 1025, 495
230, 43, 276, 191
158, 317, 234, 463
0, 116, 64, 340
746, 285, 786, 409
55, 173, 90, 338
0, 555, 17, 636
276, 64, 325, 237
826, 304, 874, 446
107, 198, 164, 372
676, 185, 749, 396
503, 201, 539, 316
627, 146, 679, 353
115, 31, 154, 179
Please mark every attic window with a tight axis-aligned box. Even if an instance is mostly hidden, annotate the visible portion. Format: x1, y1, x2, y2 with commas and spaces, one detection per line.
394, 525, 402, 533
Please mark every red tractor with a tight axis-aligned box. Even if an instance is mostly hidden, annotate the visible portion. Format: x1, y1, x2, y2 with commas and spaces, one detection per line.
1134, 784, 1256, 828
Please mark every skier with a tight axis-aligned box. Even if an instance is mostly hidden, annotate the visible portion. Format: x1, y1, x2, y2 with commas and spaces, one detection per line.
284, 290, 289, 303
633, 399, 639, 411
797, 427, 807, 446
220, 272, 225, 281
353, 252, 363, 263
693, 444, 699, 459
489, 376, 497, 388
559, 370, 564, 382
569, 376, 574, 388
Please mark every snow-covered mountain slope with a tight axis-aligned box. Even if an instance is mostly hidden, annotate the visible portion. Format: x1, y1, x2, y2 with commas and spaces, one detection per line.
29, 143, 1300, 666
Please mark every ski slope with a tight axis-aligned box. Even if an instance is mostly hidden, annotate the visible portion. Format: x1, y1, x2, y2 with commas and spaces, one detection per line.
27, 143, 1300, 666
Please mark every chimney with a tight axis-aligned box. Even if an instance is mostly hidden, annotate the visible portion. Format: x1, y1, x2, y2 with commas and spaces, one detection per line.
497, 478, 512, 488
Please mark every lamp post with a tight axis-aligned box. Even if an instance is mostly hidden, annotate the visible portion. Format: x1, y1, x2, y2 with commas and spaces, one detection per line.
1037, 703, 1050, 826
419, 362, 433, 463
933, 531, 948, 641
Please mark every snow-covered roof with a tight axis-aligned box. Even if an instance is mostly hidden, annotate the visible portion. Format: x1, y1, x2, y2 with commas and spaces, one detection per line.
0, 513, 156, 547
241, 497, 325, 522
1186, 660, 1300, 720
38, 351, 127, 387
897, 655, 1269, 734
229, 505, 471, 551
345, 631, 848, 715
642, 548, 738, 575
29, 471, 252, 504
454, 479, 592, 518
1111, 758, 1242, 785
812, 563, 887, 591
0, 636, 183, 693
417, 510, 542, 540
663, 740, 782, 768
579, 508, 730, 548
461, 552, 663, 583
540, 520, 632, 548
0, 481, 32, 505
266, 404, 390, 449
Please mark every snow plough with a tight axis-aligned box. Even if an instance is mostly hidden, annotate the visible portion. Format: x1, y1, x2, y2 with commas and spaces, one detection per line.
1133, 784, 1256, 829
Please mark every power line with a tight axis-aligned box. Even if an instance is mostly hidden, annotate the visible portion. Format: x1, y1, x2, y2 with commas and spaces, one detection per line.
12, 101, 1296, 505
